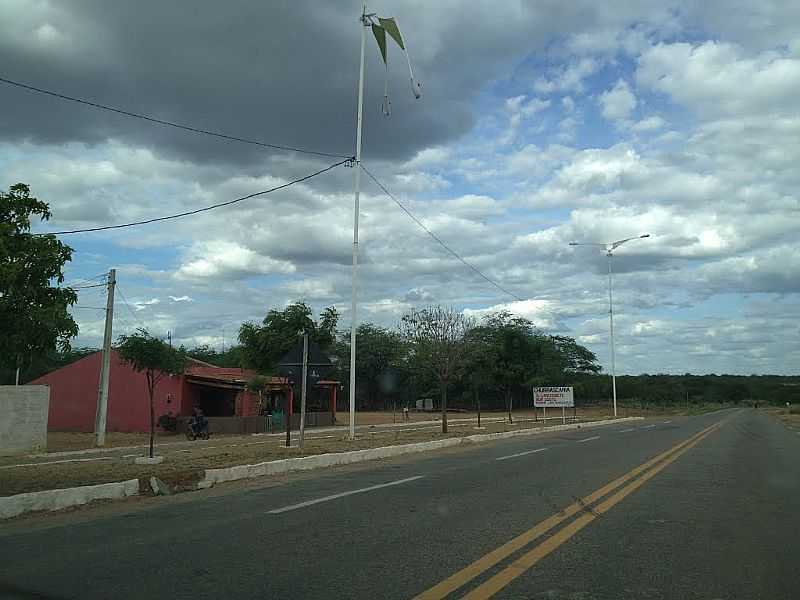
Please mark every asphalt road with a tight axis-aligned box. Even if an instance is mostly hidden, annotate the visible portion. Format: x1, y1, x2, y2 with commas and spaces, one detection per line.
1, 409, 797, 599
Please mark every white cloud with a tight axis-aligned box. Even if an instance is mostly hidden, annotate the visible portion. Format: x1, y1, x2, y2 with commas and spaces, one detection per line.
534, 57, 599, 94
631, 116, 666, 132
402, 147, 451, 171
499, 95, 551, 145
598, 79, 637, 122
637, 41, 800, 118
464, 299, 556, 329
174, 241, 296, 281
168, 295, 192, 302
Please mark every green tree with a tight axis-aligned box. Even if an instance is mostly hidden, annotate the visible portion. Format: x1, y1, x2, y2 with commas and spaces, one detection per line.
247, 374, 270, 414
334, 323, 406, 408
185, 344, 244, 368
463, 325, 498, 426
550, 335, 601, 375
480, 311, 541, 423
402, 305, 474, 433
238, 301, 338, 373
1, 183, 78, 381
117, 329, 186, 458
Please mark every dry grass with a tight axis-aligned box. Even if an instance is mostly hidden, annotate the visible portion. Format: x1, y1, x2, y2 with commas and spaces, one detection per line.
2, 412, 617, 496
4, 403, 717, 497
45, 432, 186, 453
766, 407, 800, 431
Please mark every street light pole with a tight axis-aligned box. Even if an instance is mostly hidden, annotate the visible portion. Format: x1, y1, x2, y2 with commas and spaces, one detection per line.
569, 234, 650, 418
349, 4, 371, 441
606, 250, 618, 418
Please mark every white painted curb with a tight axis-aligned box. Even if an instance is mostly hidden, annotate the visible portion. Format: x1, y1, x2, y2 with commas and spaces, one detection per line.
0, 478, 140, 520
199, 417, 642, 488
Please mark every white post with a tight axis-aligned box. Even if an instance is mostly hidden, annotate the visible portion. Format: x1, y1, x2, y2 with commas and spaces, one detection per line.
299, 331, 309, 451
562, 406, 566, 425
14, 367, 19, 386
95, 268, 115, 447
607, 252, 618, 418
349, 5, 368, 440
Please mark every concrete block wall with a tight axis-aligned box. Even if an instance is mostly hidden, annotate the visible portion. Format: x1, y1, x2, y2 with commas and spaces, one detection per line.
0, 385, 49, 455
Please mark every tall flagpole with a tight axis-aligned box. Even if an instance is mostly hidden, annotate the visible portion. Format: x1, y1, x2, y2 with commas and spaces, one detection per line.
349, 4, 368, 440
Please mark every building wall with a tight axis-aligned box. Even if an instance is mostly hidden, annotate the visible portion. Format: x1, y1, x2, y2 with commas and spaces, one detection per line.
0, 385, 49, 455
107, 353, 184, 431
31, 351, 184, 432
237, 390, 261, 416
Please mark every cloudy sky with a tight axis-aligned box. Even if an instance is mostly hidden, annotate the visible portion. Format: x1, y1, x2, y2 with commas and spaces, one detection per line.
2, 0, 798, 375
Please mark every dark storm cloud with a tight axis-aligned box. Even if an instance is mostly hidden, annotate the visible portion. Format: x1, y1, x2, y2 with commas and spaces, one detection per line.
0, 0, 664, 166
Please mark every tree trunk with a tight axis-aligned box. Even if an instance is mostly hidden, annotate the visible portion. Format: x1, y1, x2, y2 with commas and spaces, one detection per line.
441, 383, 448, 433
505, 388, 513, 424
474, 386, 481, 428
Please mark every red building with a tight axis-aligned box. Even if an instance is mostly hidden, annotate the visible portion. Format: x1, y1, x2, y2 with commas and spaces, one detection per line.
30, 351, 338, 433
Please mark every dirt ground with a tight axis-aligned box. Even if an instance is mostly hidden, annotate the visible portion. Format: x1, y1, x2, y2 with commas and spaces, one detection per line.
766, 407, 800, 431
45, 431, 243, 453
39, 404, 713, 454
3, 413, 611, 496
2, 403, 734, 498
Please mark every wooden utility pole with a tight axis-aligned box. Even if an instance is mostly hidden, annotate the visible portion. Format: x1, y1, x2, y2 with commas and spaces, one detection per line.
94, 269, 115, 447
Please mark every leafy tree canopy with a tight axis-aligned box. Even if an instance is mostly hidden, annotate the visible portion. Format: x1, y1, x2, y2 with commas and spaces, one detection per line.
0, 183, 78, 373
184, 344, 245, 368
238, 301, 338, 374
117, 328, 186, 388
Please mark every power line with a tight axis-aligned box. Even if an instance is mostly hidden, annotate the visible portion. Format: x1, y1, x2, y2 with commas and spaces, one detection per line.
63, 272, 108, 288
67, 283, 108, 290
360, 163, 525, 302
115, 284, 148, 331
0, 75, 351, 159
39, 158, 351, 235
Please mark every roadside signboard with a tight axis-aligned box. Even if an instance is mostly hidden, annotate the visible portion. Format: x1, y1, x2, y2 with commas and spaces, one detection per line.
533, 386, 574, 408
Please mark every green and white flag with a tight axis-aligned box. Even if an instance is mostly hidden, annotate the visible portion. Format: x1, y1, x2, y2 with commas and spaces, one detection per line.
370, 16, 422, 115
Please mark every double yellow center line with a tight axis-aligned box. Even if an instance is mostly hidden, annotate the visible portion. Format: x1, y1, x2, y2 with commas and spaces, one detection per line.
414, 420, 723, 600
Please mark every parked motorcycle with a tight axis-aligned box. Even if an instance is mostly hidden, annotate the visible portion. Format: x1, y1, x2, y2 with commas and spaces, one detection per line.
185, 416, 210, 441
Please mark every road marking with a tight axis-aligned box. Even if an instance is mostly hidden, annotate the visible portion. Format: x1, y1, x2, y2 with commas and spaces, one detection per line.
575, 435, 600, 443
268, 476, 424, 514
0, 456, 113, 469
460, 424, 720, 600
663, 420, 672, 424
121, 454, 138, 458
413, 422, 721, 600
641, 424, 657, 429
618, 428, 636, 433
495, 448, 548, 461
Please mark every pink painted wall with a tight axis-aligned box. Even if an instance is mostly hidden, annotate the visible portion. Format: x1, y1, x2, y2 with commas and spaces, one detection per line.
30, 350, 184, 432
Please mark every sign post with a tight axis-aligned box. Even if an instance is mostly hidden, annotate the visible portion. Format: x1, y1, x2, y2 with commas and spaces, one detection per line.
533, 387, 574, 424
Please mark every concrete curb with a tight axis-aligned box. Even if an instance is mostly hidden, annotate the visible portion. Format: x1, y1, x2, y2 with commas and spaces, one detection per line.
1, 417, 643, 519
199, 417, 642, 488
0, 479, 140, 520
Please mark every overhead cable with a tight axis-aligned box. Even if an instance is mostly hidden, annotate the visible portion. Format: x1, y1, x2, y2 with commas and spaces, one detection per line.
0, 75, 351, 159
360, 164, 525, 302
40, 158, 351, 235
115, 284, 148, 331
